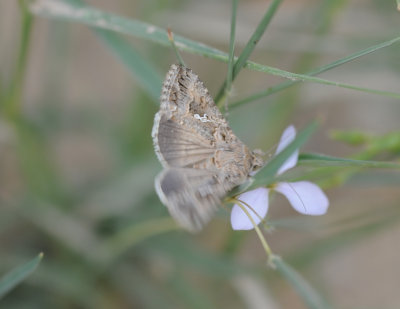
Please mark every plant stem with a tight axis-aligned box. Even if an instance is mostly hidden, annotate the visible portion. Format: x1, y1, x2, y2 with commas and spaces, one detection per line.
229, 198, 273, 258
3, 1, 33, 119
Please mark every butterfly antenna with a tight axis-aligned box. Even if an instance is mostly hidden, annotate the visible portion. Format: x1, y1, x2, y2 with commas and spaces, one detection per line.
261, 127, 297, 161
262, 140, 281, 161
167, 28, 186, 67
287, 183, 307, 213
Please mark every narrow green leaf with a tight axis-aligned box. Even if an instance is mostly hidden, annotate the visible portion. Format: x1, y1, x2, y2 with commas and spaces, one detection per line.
3, 0, 33, 117
28, 0, 227, 60
299, 153, 400, 169
230, 35, 400, 108
29, 262, 103, 308
0, 253, 43, 299
167, 28, 186, 67
251, 121, 318, 188
93, 29, 162, 101
244, 61, 400, 99
61, 0, 162, 101
216, 0, 282, 103
29, 0, 400, 100
223, 0, 238, 102
271, 255, 332, 309
232, 0, 282, 80
330, 130, 369, 145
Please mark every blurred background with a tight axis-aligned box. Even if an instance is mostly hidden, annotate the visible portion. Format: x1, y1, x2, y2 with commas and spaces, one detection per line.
1, 0, 400, 308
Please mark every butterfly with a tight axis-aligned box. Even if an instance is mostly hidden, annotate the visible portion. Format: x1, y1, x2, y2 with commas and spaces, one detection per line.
152, 64, 263, 232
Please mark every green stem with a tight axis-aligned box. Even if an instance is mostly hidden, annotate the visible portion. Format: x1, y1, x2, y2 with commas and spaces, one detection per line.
167, 28, 186, 67
229, 198, 273, 258
30, 2, 400, 101
233, 197, 267, 227
215, 0, 283, 105
218, 0, 238, 110
3, 1, 33, 118
230, 35, 400, 109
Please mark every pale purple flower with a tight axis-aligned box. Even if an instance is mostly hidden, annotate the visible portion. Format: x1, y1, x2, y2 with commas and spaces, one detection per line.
231, 125, 329, 230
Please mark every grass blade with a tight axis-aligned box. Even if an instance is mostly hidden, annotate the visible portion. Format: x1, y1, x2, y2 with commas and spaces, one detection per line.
270, 255, 332, 309
244, 61, 400, 99
219, 0, 238, 109
3, 0, 33, 117
0, 253, 43, 299
227, 0, 238, 91
299, 153, 400, 169
230, 35, 400, 108
232, 0, 282, 79
29, 0, 228, 60
94, 29, 162, 101
216, 0, 282, 104
167, 28, 186, 67
62, 0, 162, 101
29, 0, 400, 99
251, 121, 318, 188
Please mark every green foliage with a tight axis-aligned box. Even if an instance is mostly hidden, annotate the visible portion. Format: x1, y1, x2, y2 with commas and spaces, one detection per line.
29, 0, 400, 99
0, 253, 43, 299
215, 0, 283, 104
1, 0, 399, 308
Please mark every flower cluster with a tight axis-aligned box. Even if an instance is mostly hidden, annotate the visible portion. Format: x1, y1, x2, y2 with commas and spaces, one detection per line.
231, 125, 329, 230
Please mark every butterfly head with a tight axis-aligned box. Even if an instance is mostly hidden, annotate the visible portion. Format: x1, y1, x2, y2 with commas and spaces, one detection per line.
249, 149, 265, 176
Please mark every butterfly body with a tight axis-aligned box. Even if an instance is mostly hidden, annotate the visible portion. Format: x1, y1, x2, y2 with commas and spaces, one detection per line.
152, 64, 262, 231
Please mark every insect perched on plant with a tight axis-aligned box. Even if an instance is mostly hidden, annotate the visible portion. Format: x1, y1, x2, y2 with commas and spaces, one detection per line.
152, 64, 263, 232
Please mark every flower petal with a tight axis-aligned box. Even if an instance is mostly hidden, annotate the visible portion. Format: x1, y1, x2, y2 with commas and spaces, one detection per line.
230, 188, 269, 230
275, 125, 298, 175
275, 181, 329, 215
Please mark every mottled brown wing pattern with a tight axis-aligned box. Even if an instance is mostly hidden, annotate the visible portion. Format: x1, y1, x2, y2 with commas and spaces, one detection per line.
155, 167, 227, 232
152, 65, 225, 169
152, 64, 259, 232
153, 113, 215, 168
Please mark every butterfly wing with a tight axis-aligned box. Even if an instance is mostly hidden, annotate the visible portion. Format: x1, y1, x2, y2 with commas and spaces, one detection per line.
153, 113, 216, 168
155, 167, 228, 232
152, 65, 257, 231
152, 64, 227, 169
158, 64, 224, 120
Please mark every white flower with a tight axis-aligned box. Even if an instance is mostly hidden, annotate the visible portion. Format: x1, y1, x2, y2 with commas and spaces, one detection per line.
231, 125, 329, 230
